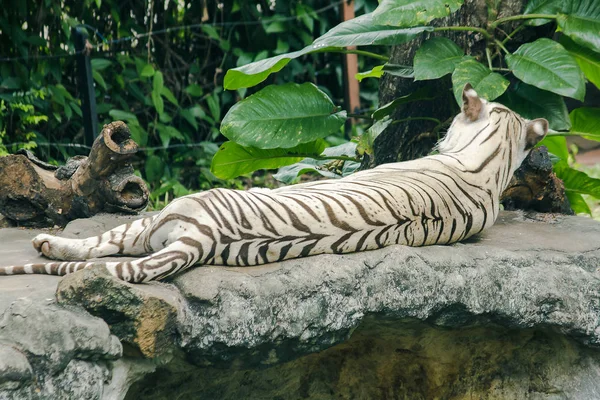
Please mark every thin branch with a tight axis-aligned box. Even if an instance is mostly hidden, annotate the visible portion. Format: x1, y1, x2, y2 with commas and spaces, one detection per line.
494, 39, 511, 55
490, 14, 557, 29
392, 117, 442, 125
311, 155, 361, 162
333, 49, 389, 61
347, 113, 373, 120
486, 47, 493, 70
501, 24, 524, 45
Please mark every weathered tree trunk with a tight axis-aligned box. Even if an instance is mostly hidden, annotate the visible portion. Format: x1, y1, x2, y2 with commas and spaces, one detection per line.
373, 0, 572, 214
501, 147, 573, 214
0, 121, 149, 227
375, 0, 526, 164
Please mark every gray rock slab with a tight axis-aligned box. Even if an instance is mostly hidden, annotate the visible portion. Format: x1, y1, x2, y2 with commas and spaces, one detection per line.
168, 211, 600, 367
0, 298, 122, 400
1, 210, 600, 399
0, 213, 153, 315
0, 344, 32, 391
0, 228, 61, 315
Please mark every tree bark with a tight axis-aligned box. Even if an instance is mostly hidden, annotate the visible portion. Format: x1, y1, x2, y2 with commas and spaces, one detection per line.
375, 0, 526, 164
0, 121, 149, 227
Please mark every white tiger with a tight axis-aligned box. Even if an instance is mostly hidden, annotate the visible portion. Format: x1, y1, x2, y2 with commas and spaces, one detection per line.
0, 85, 548, 283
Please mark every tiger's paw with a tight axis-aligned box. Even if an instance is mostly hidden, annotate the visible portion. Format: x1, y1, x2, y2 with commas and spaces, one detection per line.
32, 234, 58, 259
32, 234, 81, 260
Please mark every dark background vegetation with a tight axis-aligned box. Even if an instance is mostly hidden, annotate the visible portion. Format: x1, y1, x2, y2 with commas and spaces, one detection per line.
0, 0, 379, 207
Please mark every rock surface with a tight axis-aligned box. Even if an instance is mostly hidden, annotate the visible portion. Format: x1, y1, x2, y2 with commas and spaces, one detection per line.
1, 211, 600, 399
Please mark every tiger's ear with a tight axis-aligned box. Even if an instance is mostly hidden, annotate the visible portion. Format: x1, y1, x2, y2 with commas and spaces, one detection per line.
525, 118, 549, 150
462, 83, 483, 122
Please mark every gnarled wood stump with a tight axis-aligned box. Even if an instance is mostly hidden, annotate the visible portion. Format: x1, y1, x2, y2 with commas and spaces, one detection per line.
0, 121, 149, 227
501, 147, 572, 214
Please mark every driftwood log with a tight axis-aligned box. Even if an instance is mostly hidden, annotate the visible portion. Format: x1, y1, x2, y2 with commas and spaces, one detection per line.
501, 147, 572, 214
0, 121, 149, 227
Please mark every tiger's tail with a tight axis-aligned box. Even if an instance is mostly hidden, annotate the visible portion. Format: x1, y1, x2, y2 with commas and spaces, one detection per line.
0, 262, 94, 277
0, 236, 203, 283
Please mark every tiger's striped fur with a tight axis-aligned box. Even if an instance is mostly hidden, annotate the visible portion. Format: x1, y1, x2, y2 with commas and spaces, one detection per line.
0, 85, 548, 283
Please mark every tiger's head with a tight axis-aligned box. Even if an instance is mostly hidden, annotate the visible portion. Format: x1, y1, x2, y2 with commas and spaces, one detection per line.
438, 83, 548, 168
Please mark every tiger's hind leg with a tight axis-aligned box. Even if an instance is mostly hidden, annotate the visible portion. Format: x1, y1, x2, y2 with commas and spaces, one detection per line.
33, 215, 157, 261
103, 237, 203, 282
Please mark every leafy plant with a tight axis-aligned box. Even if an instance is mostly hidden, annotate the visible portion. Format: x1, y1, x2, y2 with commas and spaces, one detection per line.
214, 0, 600, 214
2, 0, 380, 206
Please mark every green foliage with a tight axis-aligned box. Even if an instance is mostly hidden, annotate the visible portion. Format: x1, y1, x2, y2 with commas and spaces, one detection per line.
217, 0, 600, 214
451, 59, 509, 105
560, 36, 600, 90
211, 140, 327, 180
413, 37, 465, 81
554, 161, 600, 215
505, 39, 585, 101
372, 87, 438, 120
556, 0, 600, 54
0, 90, 48, 156
2, 0, 380, 204
273, 142, 361, 184
220, 83, 346, 149
577, 163, 600, 220
498, 82, 571, 131
356, 65, 385, 81
371, 0, 464, 27
355, 117, 392, 156
3, 0, 600, 213
570, 108, 600, 140
224, 13, 431, 90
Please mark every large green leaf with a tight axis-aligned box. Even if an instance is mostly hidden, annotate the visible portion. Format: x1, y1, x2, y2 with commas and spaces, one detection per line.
557, 0, 600, 54
414, 37, 465, 80
497, 82, 570, 131
220, 83, 347, 149
560, 36, 600, 89
570, 107, 600, 141
505, 38, 585, 101
383, 64, 415, 78
210, 140, 327, 179
451, 59, 509, 105
554, 161, 600, 200
566, 191, 592, 215
223, 14, 432, 90
523, 0, 563, 26
537, 135, 569, 161
273, 142, 359, 184
224, 47, 317, 91
372, 0, 464, 27
312, 13, 432, 47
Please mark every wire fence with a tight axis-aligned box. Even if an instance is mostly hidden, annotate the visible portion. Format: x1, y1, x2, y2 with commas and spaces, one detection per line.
0, 141, 219, 152
0, 0, 345, 63
1, 0, 357, 156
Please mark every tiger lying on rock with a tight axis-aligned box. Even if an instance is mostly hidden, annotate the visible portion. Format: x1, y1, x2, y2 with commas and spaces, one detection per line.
0, 84, 548, 283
